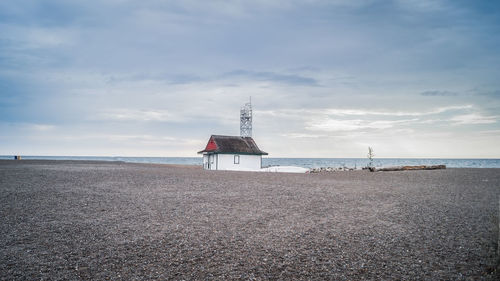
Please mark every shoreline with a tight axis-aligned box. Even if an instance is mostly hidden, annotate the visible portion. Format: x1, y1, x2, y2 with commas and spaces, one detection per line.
0, 159, 202, 168
2, 157, 500, 169
2, 159, 500, 171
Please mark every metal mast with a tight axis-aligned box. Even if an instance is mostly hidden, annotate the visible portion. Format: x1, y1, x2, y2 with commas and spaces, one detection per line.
240, 97, 252, 137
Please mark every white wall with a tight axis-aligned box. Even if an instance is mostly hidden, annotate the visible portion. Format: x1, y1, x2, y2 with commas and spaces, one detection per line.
217, 154, 262, 171
202, 153, 262, 170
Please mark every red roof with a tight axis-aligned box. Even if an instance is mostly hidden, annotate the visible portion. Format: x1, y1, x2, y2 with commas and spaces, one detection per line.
198, 135, 268, 155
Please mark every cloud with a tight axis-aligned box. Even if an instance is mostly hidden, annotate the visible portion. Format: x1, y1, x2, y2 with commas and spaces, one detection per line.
324, 105, 472, 117
105, 69, 319, 87
393, 0, 448, 12
258, 105, 473, 118
257, 105, 482, 135
106, 73, 203, 85
31, 124, 56, 131
280, 133, 325, 138
222, 70, 320, 86
96, 109, 174, 122
478, 130, 500, 135
450, 114, 498, 125
471, 89, 500, 97
420, 90, 458, 97
306, 118, 418, 132
0, 25, 74, 49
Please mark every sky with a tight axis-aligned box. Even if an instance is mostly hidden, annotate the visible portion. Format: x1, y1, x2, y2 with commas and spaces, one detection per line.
1, 0, 500, 158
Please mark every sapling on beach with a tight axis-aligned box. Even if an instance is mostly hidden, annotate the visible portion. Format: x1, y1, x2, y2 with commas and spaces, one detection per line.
367, 147, 375, 171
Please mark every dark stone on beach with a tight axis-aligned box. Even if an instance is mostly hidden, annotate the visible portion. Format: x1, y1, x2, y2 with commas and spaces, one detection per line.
0, 160, 498, 280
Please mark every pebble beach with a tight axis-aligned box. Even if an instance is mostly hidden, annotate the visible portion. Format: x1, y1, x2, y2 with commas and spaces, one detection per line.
1, 160, 499, 280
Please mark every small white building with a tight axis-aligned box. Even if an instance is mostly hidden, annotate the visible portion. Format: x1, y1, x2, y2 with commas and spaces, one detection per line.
198, 135, 268, 171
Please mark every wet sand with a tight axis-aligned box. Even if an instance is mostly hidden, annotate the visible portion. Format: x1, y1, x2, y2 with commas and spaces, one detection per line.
1, 160, 499, 280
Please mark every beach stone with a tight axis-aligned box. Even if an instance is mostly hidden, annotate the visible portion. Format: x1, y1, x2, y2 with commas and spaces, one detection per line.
0, 160, 498, 280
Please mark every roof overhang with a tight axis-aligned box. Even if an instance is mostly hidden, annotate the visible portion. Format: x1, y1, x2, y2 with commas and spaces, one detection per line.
198, 151, 268, 155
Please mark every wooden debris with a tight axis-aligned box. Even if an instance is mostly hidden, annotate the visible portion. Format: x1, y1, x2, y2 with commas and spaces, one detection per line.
373, 165, 446, 172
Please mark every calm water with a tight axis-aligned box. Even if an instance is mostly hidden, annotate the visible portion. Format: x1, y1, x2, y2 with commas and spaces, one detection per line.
1, 155, 500, 168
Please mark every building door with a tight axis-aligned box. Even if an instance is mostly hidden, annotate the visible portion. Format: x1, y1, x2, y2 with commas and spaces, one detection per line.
208, 154, 215, 170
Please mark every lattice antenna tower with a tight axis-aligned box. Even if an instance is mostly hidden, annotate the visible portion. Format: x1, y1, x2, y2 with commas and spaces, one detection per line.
240, 97, 252, 137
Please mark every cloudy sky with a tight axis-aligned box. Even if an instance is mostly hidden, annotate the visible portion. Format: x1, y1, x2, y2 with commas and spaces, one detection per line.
1, 0, 500, 158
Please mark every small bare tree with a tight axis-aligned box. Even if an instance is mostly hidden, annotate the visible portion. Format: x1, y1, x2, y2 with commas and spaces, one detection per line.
367, 147, 375, 171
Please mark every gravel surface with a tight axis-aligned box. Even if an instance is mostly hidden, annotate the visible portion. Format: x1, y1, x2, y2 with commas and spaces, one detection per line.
1, 160, 499, 280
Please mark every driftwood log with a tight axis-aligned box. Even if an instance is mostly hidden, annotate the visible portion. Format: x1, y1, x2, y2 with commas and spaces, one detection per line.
372, 165, 446, 172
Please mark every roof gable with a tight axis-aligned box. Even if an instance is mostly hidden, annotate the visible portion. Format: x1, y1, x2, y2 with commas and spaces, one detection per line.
198, 135, 268, 155
204, 136, 218, 151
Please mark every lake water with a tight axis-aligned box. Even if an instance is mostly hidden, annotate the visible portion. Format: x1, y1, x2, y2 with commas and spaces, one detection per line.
2, 155, 500, 168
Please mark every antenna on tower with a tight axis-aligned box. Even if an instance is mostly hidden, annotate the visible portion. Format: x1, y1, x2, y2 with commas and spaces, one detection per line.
240, 97, 252, 137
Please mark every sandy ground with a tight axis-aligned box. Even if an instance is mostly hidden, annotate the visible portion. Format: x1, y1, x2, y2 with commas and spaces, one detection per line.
0, 160, 499, 280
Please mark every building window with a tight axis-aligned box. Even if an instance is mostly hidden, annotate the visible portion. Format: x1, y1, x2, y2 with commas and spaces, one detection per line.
234, 155, 240, 164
